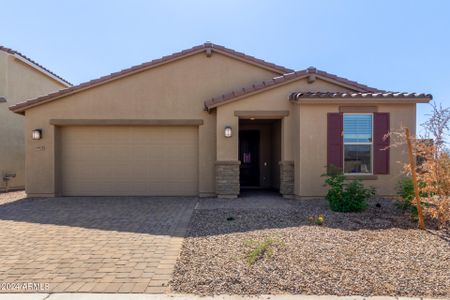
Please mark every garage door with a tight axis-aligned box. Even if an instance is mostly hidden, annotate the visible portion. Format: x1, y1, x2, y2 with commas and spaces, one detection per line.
59, 126, 198, 196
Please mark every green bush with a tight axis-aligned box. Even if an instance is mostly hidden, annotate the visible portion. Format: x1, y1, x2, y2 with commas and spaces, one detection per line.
396, 177, 430, 221
396, 177, 415, 210
323, 171, 375, 212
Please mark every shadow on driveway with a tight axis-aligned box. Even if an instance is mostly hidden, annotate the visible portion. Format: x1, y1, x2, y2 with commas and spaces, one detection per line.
0, 196, 196, 237
0, 192, 438, 238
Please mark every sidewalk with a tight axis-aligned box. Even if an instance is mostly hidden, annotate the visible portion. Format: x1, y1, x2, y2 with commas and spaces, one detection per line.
0, 294, 441, 300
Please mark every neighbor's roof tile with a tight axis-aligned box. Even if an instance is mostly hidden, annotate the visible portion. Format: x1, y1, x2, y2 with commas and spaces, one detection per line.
0, 45, 71, 86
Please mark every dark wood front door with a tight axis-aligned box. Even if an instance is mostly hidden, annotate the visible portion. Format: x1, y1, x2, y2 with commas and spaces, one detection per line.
239, 130, 260, 187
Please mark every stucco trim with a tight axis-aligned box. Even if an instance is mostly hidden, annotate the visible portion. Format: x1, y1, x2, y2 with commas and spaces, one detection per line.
339, 106, 378, 113
345, 175, 378, 180
49, 119, 204, 126
279, 160, 294, 165
234, 110, 289, 118
214, 160, 241, 165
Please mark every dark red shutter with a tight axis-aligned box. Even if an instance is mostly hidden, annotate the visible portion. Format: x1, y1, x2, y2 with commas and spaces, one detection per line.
327, 113, 343, 171
373, 112, 390, 174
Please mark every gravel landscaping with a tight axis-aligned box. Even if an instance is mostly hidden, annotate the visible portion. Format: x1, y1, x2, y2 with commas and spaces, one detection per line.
0, 190, 26, 204
171, 198, 450, 297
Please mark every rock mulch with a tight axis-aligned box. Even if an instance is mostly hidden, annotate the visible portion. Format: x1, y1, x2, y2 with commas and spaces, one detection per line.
171, 198, 450, 297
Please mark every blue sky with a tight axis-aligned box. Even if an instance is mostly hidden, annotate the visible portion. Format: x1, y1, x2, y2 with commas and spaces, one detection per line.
1, 0, 449, 129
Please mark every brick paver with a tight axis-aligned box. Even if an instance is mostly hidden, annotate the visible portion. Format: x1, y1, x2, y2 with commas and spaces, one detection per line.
0, 194, 196, 293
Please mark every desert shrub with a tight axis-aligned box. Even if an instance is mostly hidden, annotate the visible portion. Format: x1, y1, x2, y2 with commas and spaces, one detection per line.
417, 150, 450, 228
244, 238, 278, 265
323, 171, 345, 208
389, 102, 450, 229
395, 177, 431, 220
396, 177, 415, 206
396, 177, 420, 220
308, 214, 326, 225
323, 171, 375, 212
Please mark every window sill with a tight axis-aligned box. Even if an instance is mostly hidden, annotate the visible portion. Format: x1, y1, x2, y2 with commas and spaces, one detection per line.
345, 175, 378, 180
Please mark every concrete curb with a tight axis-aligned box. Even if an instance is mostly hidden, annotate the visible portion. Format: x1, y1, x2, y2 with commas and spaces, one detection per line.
0, 294, 442, 300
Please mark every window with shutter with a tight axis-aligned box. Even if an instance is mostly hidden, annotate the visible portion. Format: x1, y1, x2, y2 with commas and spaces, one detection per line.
327, 111, 390, 175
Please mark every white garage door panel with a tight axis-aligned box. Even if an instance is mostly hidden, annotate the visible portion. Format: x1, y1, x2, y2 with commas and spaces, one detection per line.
60, 126, 198, 196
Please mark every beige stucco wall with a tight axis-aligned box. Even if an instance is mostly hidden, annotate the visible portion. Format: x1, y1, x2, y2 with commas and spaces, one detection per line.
297, 103, 415, 197
271, 120, 282, 189
20, 49, 419, 197
0, 52, 66, 190
216, 78, 354, 163
23, 52, 278, 196
216, 77, 416, 197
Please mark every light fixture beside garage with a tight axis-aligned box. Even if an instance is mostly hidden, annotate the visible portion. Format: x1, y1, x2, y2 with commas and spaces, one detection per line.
32, 129, 42, 140
224, 126, 232, 138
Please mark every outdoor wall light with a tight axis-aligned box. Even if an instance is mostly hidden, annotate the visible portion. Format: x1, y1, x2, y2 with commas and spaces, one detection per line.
32, 129, 42, 140
224, 126, 232, 138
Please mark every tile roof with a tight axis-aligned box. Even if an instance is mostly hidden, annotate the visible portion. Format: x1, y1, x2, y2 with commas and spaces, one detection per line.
0, 45, 72, 86
204, 43, 293, 74
289, 91, 433, 101
10, 42, 292, 114
204, 67, 386, 110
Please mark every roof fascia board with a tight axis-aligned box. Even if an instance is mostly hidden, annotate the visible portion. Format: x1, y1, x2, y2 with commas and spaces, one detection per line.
312, 75, 369, 93
49, 119, 204, 126
13, 54, 71, 87
212, 48, 287, 75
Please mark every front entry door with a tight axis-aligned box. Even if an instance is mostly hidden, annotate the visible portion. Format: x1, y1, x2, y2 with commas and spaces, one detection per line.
239, 130, 260, 187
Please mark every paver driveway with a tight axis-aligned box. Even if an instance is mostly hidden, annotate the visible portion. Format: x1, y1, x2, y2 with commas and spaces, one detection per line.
0, 193, 196, 293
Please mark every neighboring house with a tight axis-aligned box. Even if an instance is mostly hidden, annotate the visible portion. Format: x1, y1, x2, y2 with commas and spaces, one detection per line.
0, 46, 71, 191
9, 43, 431, 198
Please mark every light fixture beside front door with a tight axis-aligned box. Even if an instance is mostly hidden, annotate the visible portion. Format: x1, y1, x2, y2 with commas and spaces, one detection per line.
32, 129, 42, 140
224, 126, 232, 138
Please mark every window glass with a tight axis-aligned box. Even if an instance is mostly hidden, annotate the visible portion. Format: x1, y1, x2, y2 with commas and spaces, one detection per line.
343, 114, 372, 143
343, 114, 373, 174
344, 145, 371, 173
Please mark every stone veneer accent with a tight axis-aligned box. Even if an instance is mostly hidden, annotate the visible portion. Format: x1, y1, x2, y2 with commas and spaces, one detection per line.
279, 161, 294, 197
215, 161, 240, 198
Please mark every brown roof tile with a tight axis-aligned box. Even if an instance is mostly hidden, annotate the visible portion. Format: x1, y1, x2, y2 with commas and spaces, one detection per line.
204, 67, 386, 110
289, 91, 432, 101
10, 43, 292, 114
0, 45, 72, 86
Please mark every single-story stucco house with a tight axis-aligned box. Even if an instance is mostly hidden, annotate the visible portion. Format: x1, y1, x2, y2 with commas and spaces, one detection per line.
9, 43, 432, 198
0, 46, 71, 191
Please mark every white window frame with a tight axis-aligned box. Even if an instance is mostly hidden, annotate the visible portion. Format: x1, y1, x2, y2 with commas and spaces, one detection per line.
343, 113, 373, 175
